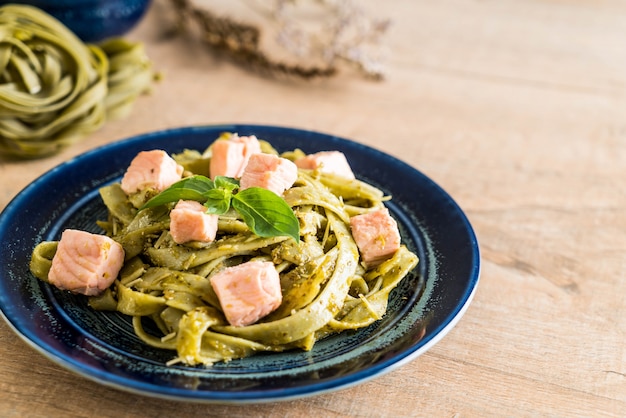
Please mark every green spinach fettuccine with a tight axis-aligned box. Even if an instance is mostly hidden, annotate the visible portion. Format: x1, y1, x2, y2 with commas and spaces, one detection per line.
0, 4, 156, 157
29, 139, 419, 366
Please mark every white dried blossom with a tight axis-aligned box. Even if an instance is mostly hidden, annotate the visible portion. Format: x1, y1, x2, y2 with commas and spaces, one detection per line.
246, 0, 391, 78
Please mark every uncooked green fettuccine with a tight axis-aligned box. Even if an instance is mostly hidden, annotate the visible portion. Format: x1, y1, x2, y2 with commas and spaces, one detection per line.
0, 4, 156, 157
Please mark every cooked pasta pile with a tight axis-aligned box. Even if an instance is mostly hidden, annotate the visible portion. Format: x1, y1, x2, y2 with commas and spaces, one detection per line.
30, 139, 418, 366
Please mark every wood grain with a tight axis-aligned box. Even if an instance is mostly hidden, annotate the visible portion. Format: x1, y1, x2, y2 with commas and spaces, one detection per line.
1, 0, 625, 416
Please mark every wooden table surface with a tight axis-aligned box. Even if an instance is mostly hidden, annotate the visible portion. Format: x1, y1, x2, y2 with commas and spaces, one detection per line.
1, 1, 625, 416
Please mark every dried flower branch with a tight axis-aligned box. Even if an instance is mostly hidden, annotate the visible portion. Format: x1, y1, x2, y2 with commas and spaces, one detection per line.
168, 0, 390, 80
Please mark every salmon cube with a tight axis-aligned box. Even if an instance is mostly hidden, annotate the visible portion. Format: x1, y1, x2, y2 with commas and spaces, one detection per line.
210, 261, 282, 327
120, 150, 184, 195
48, 229, 125, 296
295, 151, 355, 179
350, 208, 401, 267
239, 153, 298, 196
169, 200, 219, 244
210, 135, 262, 179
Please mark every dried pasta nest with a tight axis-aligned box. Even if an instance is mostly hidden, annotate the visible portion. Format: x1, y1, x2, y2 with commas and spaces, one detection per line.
0, 4, 156, 158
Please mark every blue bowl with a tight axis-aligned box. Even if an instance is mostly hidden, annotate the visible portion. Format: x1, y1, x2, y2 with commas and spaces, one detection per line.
1, 0, 152, 43
0, 124, 480, 403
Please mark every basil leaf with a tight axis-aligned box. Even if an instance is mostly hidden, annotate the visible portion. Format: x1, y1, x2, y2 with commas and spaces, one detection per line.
214, 176, 239, 192
140, 176, 215, 209
138, 174, 299, 241
203, 188, 231, 215
232, 188, 300, 241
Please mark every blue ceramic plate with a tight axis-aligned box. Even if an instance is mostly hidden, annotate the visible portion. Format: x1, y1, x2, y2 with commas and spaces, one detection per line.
0, 125, 479, 403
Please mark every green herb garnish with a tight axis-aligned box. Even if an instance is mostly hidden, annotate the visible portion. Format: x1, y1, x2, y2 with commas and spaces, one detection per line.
141, 175, 300, 241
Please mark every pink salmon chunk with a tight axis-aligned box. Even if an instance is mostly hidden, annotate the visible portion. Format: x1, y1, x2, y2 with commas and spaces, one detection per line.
120, 150, 183, 195
210, 261, 283, 327
169, 200, 219, 244
48, 229, 125, 296
350, 208, 401, 267
210, 135, 261, 179
295, 150, 355, 179
239, 153, 298, 196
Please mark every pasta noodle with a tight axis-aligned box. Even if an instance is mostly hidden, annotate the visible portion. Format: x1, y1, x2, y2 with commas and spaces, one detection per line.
30, 138, 419, 366
0, 5, 155, 157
